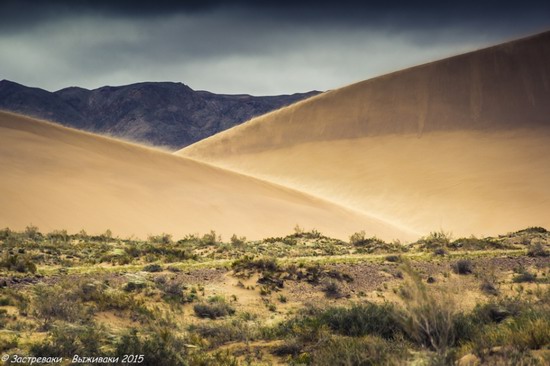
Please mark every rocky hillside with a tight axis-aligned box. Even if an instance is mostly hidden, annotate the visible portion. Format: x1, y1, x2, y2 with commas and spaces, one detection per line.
0, 80, 319, 148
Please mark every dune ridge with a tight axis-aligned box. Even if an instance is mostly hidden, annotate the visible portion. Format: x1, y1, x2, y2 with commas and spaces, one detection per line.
0, 110, 415, 241
179, 31, 550, 237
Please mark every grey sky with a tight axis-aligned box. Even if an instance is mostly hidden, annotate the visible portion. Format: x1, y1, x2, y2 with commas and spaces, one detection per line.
0, 1, 548, 95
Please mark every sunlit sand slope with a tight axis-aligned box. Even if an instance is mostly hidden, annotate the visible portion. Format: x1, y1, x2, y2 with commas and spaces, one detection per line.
180, 31, 550, 237
0, 111, 412, 240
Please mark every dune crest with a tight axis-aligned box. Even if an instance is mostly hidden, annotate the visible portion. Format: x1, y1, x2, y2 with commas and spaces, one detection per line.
179, 31, 550, 237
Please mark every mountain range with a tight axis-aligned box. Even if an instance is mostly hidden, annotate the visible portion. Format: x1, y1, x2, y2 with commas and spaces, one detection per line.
0, 80, 319, 149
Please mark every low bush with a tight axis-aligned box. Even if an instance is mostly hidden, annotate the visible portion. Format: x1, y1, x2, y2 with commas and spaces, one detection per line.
385, 255, 401, 262
30, 322, 105, 357
309, 335, 407, 366
32, 284, 92, 325
193, 297, 235, 319
0, 253, 37, 273
417, 231, 452, 250
231, 256, 279, 274
512, 271, 537, 283
469, 308, 550, 359
115, 327, 190, 366
143, 264, 163, 272
452, 259, 473, 275
190, 318, 259, 348
527, 242, 549, 257
397, 269, 474, 355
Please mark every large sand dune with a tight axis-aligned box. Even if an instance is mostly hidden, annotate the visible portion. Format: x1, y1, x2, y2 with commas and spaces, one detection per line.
180, 31, 550, 237
0, 111, 412, 240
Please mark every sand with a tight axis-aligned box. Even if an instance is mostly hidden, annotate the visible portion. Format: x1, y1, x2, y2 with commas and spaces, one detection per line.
0, 111, 414, 241
179, 31, 550, 238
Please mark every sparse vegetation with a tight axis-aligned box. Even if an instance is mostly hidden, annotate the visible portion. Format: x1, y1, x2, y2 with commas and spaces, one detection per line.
0, 226, 548, 364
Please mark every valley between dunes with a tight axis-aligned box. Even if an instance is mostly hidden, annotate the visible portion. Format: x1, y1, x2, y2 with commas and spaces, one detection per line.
0, 111, 410, 241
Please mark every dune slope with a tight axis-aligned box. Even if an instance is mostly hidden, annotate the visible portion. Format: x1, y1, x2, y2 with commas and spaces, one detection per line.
179, 31, 550, 237
0, 111, 412, 240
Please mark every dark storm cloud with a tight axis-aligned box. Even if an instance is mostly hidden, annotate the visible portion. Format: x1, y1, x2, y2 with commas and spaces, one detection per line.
2, 0, 549, 31
0, 0, 548, 94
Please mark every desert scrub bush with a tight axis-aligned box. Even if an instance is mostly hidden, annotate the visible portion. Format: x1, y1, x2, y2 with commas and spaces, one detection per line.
527, 242, 549, 257
30, 322, 106, 357
467, 307, 550, 360
319, 303, 402, 340
417, 230, 452, 250
0, 253, 37, 273
349, 231, 386, 248
201, 230, 221, 246
512, 270, 537, 283
193, 296, 235, 319
156, 278, 197, 304
24, 224, 42, 240
433, 247, 447, 256
309, 335, 407, 366
0, 335, 18, 352
322, 280, 342, 298
470, 297, 523, 324
115, 327, 183, 366
231, 255, 280, 274
46, 229, 70, 243
449, 236, 509, 250
147, 233, 173, 245
230, 234, 246, 247
32, 284, 93, 326
190, 318, 261, 348
480, 278, 499, 296
516, 227, 548, 234
143, 263, 163, 272
397, 268, 474, 356
452, 259, 473, 275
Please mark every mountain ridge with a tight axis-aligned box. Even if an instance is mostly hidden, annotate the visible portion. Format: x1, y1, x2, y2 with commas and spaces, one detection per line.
0, 79, 320, 148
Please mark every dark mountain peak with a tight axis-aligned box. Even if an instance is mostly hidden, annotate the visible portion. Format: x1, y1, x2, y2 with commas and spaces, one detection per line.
0, 80, 319, 149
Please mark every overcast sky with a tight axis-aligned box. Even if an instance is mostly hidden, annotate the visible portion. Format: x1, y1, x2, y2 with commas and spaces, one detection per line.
0, 0, 549, 95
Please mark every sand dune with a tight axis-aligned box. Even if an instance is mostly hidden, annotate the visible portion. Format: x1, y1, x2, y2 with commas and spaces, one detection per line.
0, 110, 413, 241
180, 31, 550, 237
